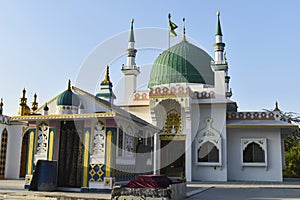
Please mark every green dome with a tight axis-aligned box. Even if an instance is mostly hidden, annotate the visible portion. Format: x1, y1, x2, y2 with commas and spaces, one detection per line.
148, 41, 214, 87
57, 86, 80, 107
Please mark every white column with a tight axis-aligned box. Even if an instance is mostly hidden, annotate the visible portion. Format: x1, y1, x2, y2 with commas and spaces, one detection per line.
185, 108, 192, 181
153, 132, 160, 174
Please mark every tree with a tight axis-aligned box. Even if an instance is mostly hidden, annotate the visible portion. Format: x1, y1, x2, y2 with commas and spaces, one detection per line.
265, 104, 300, 177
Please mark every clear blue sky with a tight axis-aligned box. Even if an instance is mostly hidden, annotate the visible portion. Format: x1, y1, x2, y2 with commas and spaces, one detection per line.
0, 0, 299, 115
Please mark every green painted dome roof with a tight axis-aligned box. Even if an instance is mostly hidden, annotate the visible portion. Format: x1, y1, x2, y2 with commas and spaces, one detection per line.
57, 81, 80, 106
148, 41, 214, 87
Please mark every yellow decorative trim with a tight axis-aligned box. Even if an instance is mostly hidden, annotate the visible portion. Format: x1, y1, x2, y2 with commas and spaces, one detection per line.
227, 125, 297, 129
82, 130, 90, 187
48, 131, 54, 161
27, 131, 35, 175
11, 112, 115, 121
159, 134, 186, 141
105, 130, 112, 177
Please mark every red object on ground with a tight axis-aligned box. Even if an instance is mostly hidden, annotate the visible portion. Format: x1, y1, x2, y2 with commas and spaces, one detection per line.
125, 175, 173, 189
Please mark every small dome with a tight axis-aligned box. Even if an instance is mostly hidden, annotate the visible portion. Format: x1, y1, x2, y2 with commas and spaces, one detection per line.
148, 41, 214, 87
56, 80, 80, 106
43, 103, 49, 111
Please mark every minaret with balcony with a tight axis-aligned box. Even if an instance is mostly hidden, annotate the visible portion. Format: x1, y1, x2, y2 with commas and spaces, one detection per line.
121, 19, 140, 104
211, 11, 231, 98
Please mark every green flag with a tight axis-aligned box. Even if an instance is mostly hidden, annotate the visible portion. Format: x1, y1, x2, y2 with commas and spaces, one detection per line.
169, 20, 178, 37
168, 14, 178, 37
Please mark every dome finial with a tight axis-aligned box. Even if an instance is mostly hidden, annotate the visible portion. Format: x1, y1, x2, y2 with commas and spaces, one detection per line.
274, 101, 280, 111
22, 88, 26, 98
68, 79, 71, 90
182, 18, 187, 42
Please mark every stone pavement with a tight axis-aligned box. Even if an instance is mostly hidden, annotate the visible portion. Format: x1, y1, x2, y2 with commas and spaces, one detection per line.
0, 180, 111, 199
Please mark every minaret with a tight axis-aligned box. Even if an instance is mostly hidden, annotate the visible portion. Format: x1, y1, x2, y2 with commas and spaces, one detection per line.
97, 65, 116, 104
18, 88, 31, 115
211, 11, 229, 98
121, 18, 140, 104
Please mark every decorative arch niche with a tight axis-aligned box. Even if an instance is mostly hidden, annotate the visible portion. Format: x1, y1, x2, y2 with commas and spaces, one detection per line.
196, 118, 222, 166
164, 109, 181, 134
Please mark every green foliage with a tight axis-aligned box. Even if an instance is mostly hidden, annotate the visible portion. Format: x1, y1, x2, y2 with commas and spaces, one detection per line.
283, 129, 300, 178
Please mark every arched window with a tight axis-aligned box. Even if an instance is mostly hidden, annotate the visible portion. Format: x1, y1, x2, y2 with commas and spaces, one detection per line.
93, 121, 105, 156
198, 141, 219, 163
243, 142, 265, 163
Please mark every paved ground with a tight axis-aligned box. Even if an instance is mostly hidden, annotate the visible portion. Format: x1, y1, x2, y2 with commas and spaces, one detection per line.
0, 179, 300, 199
186, 180, 300, 200
0, 180, 111, 199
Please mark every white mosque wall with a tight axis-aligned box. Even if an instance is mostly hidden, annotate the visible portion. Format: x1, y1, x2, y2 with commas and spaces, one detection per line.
5, 124, 23, 179
191, 103, 227, 181
227, 128, 283, 181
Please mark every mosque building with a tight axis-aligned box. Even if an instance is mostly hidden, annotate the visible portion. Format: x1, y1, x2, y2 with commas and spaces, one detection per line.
0, 12, 297, 190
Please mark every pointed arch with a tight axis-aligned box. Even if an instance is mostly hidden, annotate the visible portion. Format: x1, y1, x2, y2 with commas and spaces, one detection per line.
198, 141, 219, 163
19, 131, 29, 178
0, 128, 8, 179
243, 142, 265, 163
125, 126, 134, 157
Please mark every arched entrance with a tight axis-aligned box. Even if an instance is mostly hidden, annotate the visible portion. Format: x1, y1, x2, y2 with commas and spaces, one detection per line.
57, 121, 84, 188
154, 99, 186, 178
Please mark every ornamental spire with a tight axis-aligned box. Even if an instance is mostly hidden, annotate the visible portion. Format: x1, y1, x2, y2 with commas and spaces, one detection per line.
182, 18, 187, 42
216, 11, 223, 36
101, 65, 112, 86
31, 93, 38, 112
0, 98, 3, 115
274, 101, 280, 112
129, 18, 135, 42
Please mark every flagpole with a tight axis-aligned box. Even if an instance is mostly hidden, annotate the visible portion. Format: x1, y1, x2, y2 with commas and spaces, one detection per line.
167, 14, 178, 87
168, 13, 171, 86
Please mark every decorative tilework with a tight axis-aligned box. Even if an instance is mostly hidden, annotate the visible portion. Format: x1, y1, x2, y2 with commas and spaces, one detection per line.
0, 129, 7, 179
88, 164, 105, 182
